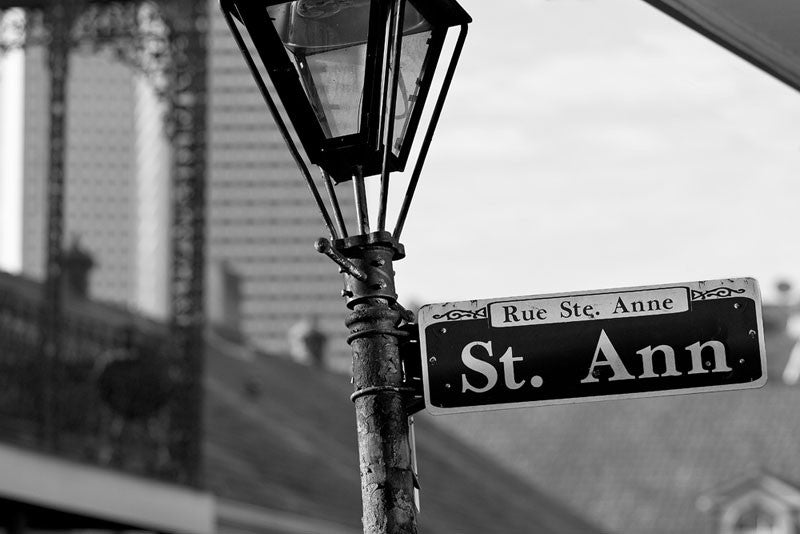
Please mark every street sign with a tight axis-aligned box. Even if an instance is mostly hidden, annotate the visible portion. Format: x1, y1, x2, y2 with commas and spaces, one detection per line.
418, 278, 766, 415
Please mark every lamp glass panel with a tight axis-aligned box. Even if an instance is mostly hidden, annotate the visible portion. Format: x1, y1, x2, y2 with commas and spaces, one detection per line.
389, 3, 432, 156
267, 0, 372, 139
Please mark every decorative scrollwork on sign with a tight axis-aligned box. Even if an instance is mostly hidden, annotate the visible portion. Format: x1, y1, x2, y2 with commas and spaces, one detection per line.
432, 308, 487, 321
691, 287, 746, 300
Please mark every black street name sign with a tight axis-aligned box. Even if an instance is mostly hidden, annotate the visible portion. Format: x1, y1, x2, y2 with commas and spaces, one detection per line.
418, 278, 766, 415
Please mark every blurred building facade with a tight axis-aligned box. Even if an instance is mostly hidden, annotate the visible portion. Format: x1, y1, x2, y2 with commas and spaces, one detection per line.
0, 253, 215, 533
20, 47, 146, 309
12, 0, 350, 364
0, 261, 601, 534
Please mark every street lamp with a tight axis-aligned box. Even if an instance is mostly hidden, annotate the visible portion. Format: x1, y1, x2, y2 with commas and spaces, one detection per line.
221, 0, 470, 531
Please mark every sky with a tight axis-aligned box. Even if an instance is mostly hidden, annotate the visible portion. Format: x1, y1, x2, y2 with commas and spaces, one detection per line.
2, 0, 800, 305
393, 0, 800, 306
0, 46, 22, 274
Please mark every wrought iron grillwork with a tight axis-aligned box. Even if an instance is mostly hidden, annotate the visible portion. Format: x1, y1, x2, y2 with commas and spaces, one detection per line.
0, 278, 195, 483
162, 0, 208, 486
0, 0, 207, 486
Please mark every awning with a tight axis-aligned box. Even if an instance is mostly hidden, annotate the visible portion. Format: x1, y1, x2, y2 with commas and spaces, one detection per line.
0, 442, 215, 534
641, 0, 800, 92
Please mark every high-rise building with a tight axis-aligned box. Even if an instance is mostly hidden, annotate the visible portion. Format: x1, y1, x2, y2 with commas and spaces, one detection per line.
207, 3, 350, 365
21, 46, 143, 307
15, 2, 351, 365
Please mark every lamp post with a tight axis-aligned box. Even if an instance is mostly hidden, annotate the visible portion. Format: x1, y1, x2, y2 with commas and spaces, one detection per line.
221, 0, 470, 532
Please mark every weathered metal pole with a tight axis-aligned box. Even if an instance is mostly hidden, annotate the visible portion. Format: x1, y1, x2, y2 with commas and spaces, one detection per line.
335, 232, 417, 534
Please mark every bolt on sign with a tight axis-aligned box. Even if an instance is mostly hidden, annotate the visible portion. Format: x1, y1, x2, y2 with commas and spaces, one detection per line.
418, 278, 766, 415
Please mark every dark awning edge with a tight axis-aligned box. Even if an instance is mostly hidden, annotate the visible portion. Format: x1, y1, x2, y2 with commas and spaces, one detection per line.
641, 0, 800, 93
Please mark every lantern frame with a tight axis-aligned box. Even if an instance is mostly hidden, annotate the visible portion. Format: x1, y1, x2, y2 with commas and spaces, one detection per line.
221, 0, 470, 184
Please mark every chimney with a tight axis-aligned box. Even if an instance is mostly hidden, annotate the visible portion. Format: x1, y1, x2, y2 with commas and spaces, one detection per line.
208, 260, 243, 341
62, 237, 95, 300
288, 315, 328, 369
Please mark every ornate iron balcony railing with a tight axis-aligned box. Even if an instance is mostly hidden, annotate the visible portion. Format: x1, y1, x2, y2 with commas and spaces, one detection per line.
0, 274, 200, 486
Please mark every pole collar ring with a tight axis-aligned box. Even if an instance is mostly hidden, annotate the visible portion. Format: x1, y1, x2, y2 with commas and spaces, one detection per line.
350, 385, 416, 403
346, 328, 408, 345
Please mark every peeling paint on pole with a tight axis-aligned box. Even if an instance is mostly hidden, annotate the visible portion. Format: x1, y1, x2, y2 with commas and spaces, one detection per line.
344, 238, 417, 533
